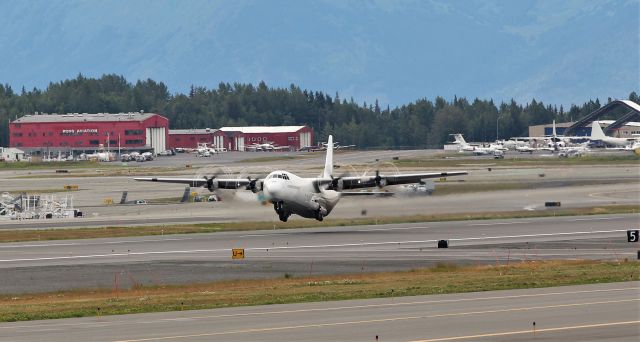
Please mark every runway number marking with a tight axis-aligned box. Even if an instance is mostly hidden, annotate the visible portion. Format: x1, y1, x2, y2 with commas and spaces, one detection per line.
627, 230, 639, 243
232, 248, 245, 259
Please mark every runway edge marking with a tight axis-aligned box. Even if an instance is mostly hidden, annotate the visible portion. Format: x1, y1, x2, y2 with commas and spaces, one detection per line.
410, 320, 640, 342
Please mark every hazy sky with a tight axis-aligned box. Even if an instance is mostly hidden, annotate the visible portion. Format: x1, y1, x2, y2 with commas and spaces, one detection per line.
1, 0, 638, 107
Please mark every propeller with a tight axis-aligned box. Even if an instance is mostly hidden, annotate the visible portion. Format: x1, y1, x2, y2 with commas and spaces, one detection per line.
374, 170, 387, 188
330, 175, 344, 191
203, 175, 218, 192
245, 176, 263, 193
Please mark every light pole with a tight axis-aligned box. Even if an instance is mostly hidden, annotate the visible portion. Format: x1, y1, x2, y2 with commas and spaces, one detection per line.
496, 115, 502, 141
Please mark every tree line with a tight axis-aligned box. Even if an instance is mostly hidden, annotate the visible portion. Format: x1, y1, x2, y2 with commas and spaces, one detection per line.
0, 74, 638, 148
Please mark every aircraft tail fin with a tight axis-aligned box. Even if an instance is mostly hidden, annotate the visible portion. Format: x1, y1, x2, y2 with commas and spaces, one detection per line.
591, 121, 606, 140
323, 135, 333, 178
452, 134, 467, 145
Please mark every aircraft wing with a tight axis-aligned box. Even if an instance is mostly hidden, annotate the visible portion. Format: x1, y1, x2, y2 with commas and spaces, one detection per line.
327, 171, 467, 190
134, 177, 251, 189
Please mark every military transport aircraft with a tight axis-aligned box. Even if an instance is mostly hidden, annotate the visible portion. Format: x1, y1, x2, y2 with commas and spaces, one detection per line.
135, 136, 467, 222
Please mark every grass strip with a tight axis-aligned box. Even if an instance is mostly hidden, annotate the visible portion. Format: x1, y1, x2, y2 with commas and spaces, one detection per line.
0, 205, 638, 243
1, 260, 637, 322
0, 161, 107, 170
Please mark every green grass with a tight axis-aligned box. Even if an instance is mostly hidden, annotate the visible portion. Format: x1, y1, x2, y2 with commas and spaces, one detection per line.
0, 204, 637, 243
1, 260, 636, 322
0, 161, 107, 169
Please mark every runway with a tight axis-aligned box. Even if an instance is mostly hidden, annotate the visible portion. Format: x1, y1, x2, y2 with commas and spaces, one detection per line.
1, 180, 638, 230
0, 214, 637, 293
1, 281, 637, 341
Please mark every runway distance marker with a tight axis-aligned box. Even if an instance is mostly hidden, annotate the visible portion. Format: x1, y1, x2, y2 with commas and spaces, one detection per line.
232, 248, 245, 259
627, 230, 639, 242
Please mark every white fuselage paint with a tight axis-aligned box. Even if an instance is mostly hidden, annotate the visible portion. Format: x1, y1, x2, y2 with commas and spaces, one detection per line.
262, 170, 340, 219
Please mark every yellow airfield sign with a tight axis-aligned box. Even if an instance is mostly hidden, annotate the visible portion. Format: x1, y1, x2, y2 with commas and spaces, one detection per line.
232, 248, 245, 259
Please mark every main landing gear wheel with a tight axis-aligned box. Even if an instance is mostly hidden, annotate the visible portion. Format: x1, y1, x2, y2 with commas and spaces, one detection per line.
315, 211, 324, 221
279, 213, 289, 222
274, 201, 289, 222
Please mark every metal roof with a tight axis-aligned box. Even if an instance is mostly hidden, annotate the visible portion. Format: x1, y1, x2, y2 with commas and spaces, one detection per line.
565, 100, 640, 135
599, 120, 640, 128
169, 129, 218, 135
219, 126, 307, 134
12, 112, 161, 123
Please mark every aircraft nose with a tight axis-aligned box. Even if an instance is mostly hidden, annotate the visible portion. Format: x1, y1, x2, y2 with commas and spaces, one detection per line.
263, 180, 281, 198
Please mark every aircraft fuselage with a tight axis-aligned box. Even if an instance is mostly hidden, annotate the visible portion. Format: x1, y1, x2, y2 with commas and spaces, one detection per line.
263, 171, 340, 221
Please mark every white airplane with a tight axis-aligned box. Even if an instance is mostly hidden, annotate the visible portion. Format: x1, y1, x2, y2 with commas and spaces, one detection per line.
589, 121, 639, 147
451, 134, 504, 155
135, 135, 467, 222
515, 145, 535, 153
323, 141, 356, 150
498, 139, 528, 150
516, 120, 573, 151
245, 142, 290, 152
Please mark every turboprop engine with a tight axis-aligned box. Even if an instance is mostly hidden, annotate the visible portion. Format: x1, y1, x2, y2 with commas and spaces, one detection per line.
204, 177, 219, 192
246, 178, 263, 193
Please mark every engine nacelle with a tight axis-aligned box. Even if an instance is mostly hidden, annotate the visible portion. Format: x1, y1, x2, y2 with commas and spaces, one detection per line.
205, 179, 219, 192
247, 179, 263, 193
378, 177, 387, 187
332, 178, 344, 191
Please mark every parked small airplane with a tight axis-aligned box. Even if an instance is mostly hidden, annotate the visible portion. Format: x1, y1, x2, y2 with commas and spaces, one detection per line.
451, 134, 505, 155
245, 142, 290, 152
136, 135, 467, 221
323, 141, 356, 150
515, 145, 535, 153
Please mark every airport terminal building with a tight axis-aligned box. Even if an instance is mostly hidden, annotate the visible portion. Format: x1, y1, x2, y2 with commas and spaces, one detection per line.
9, 112, 169, 155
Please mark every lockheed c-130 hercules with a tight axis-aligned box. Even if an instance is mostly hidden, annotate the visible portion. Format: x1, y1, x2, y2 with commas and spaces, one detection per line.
135, 136, 468, 222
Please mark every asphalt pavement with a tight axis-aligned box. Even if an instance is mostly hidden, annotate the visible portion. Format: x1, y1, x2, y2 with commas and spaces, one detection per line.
0, 214, 637, 293
1, 281, 637, 341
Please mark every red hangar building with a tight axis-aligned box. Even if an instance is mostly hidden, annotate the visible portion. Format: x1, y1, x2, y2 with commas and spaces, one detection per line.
212, 126, 313, 151
9, 112, 169, 155
168, 128, 218, 149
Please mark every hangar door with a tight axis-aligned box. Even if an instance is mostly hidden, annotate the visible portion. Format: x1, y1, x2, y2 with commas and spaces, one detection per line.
299, 132, 311, 149
146, 127, 166, 154
235, 136, 245, 151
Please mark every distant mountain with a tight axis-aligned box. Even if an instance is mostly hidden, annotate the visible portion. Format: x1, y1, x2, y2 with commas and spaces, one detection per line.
1, 0, 637, 107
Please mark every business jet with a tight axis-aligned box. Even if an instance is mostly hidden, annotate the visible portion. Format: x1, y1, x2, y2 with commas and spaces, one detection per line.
135, 135, 467, 222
